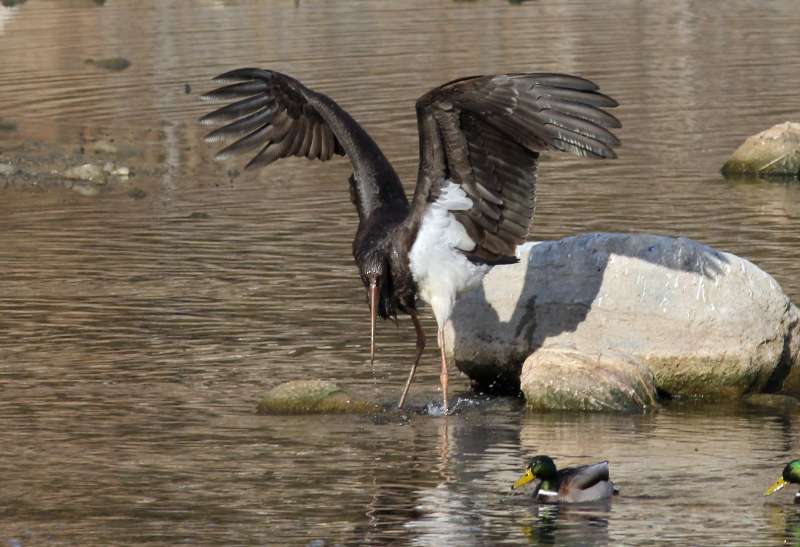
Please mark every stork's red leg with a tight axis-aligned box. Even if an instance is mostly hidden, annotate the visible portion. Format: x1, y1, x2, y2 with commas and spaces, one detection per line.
438, 327, 449, 413
369, 280, 378, 368
398, 310, 425, 408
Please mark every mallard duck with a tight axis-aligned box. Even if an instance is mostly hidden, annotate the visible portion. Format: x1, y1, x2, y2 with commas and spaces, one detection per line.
764, 460, 800, 502
511, 455, 618, 503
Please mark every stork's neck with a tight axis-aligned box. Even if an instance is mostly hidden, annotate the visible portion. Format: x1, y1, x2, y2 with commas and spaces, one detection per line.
304, 91, 409, 222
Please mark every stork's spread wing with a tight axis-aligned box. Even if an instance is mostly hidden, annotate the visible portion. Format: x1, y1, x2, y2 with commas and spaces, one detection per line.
200, 68, 345, 169
410, 73, 620, 263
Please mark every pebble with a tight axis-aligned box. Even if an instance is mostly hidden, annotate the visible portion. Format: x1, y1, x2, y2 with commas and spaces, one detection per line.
64, 163, 105, 183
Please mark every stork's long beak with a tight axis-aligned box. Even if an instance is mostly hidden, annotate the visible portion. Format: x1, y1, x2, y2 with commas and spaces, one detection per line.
512, 468, 536, 490
765, 477, 788, 496
369, 278, 378, 366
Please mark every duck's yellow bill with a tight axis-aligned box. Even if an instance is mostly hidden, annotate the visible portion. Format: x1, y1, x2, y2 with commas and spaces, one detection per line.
512, 469, 536, 490
764, 477, 788, 496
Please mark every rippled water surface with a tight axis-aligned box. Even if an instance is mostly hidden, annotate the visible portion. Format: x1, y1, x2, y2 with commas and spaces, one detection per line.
1, 1, 800, 545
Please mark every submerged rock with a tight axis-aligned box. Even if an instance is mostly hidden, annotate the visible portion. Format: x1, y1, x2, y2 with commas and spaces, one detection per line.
742, 393, 799, 412
0, 118, 17, 132
85, 57, 131, 71
721, 122, 800, 179
102, 161, 130, 178
127, 187, 147, 199
89, 139, 118, 155
450, 233, 799, 408
257, 380, 381, 415
111, 165, 130, 178
69, 182, 101, 197
521, 347, 657, 412
0, 162, 15, 176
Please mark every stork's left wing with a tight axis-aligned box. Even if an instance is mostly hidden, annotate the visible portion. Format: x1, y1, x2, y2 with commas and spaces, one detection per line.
199, 68, 346, 169
409, 73, 621, 264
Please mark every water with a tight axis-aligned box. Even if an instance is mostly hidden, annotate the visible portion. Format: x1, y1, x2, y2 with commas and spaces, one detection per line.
1, 0, 799, 545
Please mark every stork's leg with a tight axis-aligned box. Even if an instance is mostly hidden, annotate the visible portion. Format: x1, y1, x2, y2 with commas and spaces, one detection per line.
398, 310, 425, 409
437, 326, 449, 413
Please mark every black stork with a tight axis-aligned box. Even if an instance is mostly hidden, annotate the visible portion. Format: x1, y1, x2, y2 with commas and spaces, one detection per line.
199, 69, 620, 413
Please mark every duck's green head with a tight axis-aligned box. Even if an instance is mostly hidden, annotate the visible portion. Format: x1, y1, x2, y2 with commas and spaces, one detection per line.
512, 455, 558, 490
764, 460, 800, 496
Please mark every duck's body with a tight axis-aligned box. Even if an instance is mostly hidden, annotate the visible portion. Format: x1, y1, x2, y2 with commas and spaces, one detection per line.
200, 69, 620, 412
512, 455, 618, 504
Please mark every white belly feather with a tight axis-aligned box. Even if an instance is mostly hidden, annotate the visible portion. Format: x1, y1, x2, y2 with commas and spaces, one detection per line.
409, 182, 490, 327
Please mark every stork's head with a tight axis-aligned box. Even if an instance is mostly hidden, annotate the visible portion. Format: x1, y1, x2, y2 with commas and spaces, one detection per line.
359, 252, 395, 316
357, 247, 398, 368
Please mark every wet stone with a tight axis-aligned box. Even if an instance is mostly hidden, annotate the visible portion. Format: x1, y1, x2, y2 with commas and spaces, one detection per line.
0, 119, 17, 132
85, 57, 131, 71
722, 121, 800, 179
257, 380, 381, 415
89, 140, 118, 155
521, 346, 658, 412
113, 166, 130, 178
102, 162, 130, 178
70, 182, 101, 197
64, 163, 106, 183
127, 187, 147, 199
742, 394, 799, 412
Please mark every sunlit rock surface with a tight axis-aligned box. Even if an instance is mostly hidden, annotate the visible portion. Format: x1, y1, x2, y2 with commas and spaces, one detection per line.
449, 233, 799, 408
721, 121, 800, 179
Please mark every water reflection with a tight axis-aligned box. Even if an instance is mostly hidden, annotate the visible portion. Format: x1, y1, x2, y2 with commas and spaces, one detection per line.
769, 504, 800, 547
520, 504, 611, 546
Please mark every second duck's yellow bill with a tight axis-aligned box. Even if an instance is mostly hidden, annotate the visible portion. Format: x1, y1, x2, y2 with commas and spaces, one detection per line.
512, 469, 536, 490
764, 477, 787, 496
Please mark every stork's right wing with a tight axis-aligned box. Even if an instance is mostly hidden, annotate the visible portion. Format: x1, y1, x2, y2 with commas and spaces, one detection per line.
409, 73, 621, 264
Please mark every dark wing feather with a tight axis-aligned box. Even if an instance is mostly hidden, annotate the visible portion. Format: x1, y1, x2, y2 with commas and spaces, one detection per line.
409, 73, 620, 263
558, 461, 610, 492
200, 68, 345, 169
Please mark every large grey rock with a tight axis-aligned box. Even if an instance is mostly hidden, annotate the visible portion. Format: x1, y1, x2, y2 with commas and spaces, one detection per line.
774, 303, 800, 395
721, 121, 800, 178
521, 346, 657, 411
449, 233, 798, 403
